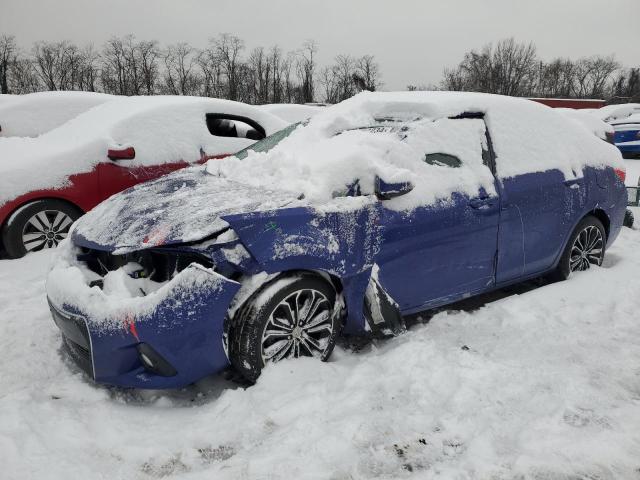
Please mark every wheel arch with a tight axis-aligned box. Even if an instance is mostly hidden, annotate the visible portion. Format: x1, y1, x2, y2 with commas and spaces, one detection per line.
225, 269, 344, 342
589, 208, 610, 240
1, 196, 85, 233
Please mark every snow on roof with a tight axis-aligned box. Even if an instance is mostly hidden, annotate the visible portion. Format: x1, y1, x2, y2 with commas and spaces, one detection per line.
208, 91, 623, 210
611, 113, 640, 126
0, 94, 19, 106
0, 91, 116, 137
555, 107, 613, 139
258, 103, 325, 123
0, 96, 287, 204
593, 103, 640, 123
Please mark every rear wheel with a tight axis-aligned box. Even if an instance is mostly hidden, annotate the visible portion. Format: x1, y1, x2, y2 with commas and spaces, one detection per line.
1, 200, 81, 258
551, 216, 606, 281
228, 274, 341, 383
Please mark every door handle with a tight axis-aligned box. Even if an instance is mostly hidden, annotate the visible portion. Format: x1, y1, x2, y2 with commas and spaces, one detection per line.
563, 178, 582, 189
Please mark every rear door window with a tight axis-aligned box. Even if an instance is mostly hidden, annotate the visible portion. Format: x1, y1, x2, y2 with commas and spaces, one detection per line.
205, 114, 266, 140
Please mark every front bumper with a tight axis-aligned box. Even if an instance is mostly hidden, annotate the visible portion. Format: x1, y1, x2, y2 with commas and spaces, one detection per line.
47, 259, 241, 389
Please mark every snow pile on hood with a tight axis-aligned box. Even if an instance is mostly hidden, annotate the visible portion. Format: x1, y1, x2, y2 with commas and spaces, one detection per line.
0, 91, 116, 137
73, 167, 300, 253
209, 91, 623, 208
258, 103, 325, 123
556, 107, 614, 140
0, 96, 287, 204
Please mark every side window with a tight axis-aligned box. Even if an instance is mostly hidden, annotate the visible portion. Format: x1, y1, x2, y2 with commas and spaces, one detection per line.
205, 114, 266, 141
424, 152, 462, 168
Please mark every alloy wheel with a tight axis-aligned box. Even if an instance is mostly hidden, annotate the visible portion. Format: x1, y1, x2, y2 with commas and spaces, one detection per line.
570, 225, 604, 272
22, 209, 74, 252
261, 288, 334, 364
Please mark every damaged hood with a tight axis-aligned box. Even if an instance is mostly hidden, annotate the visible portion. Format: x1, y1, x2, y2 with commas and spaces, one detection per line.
72, 166, 302, 253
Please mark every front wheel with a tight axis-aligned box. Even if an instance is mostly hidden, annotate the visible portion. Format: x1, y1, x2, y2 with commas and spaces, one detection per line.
551, 216, 606, 281
228, 274, 341, 383
1, 200, 81, 258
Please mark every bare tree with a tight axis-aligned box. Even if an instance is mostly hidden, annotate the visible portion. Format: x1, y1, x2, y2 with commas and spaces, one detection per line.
572, 55, 620, 98
610, 67, 640, 103
214, 33, 245, 101
8, 57, 40, 93
296, 40, 317, 103
32, 40, 75, 90
355, 54, 382, 92
162, 42, 200, 95
0, 35, 17, 93
536, 58, 575, 98
196, 45, 224, 98
100, 37, 127, 94
441, 38, 538, 96
136, 40, 160, 95
248, 46, 269, 103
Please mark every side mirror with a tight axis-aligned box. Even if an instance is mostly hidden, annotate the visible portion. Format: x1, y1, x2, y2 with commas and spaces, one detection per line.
374, 175, 414, 200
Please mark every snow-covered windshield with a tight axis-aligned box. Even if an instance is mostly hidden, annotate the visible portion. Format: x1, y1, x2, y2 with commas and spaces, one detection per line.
234, 122, 302, 160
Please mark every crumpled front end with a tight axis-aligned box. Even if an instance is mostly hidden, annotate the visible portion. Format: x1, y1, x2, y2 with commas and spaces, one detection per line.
46, 239, 241, 389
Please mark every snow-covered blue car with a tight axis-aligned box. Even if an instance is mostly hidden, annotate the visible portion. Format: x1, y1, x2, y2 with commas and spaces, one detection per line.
46, 92, 627, 389
611, 113, 640, 159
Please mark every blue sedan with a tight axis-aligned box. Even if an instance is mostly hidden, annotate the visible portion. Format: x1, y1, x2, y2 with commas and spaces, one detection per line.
46, 92, 627, 389
612, 114, 640, 159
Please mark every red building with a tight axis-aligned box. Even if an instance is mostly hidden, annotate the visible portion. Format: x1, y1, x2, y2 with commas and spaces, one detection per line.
529, 98, 606, 109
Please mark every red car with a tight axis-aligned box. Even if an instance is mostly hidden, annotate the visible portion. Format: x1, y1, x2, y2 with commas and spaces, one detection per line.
0, 96, 287, 258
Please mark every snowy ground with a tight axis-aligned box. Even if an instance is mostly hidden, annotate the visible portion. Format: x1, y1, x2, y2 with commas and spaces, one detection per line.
2, 229, 640, 480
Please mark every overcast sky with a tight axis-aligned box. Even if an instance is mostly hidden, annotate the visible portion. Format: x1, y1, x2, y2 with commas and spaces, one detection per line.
1, 0, 637, 90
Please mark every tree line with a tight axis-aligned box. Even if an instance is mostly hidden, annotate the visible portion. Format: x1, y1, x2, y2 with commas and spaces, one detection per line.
1, 35, 638, 104
0, 33, 382, 104
413, 38, 639, 103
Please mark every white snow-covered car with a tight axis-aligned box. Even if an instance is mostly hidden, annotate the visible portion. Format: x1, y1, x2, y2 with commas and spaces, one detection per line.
0, 95, 287, 257
0, 91, 116, 137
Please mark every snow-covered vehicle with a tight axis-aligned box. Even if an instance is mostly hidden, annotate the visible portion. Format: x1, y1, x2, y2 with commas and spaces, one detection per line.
0, 91, 116, 137
590, 103, 640, 124
0, 96, 287, 258
611, 113, 640, 159
46, 91, 626, 389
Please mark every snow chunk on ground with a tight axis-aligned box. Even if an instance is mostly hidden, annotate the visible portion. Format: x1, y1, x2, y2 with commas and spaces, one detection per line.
2, 229, 640, 478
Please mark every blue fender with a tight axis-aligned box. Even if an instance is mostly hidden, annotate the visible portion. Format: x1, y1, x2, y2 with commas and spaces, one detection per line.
222, 203, 383, 333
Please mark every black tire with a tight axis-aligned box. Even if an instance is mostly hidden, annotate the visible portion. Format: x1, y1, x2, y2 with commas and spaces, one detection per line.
624, 209, 634, 228
1, 199, 82, 259
228, 274, 341, 383
550, 215, 606, 282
